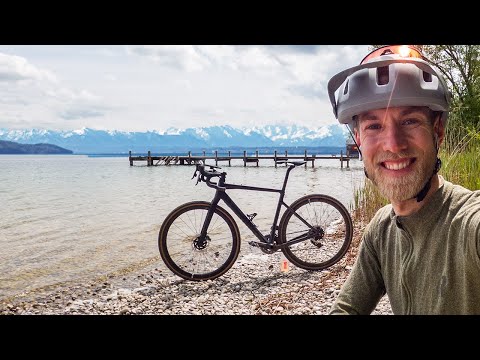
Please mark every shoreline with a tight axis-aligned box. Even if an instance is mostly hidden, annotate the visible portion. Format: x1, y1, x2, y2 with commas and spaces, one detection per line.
0, 219, 393, 315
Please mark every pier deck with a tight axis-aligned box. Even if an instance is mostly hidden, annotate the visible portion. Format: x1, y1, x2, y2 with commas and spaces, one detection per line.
129, 150, 354, 168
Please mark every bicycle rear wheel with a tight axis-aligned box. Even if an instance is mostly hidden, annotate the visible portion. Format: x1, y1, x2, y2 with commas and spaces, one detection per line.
278, 194, 353, 271
158, 201, 241, 281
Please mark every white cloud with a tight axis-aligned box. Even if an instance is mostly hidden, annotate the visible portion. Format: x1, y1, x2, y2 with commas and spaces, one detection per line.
0, 53, 57, 83
126, 45, 212, 72
0, 50, 113, 129
0, 45, 371, 132
104, 73, 117, 81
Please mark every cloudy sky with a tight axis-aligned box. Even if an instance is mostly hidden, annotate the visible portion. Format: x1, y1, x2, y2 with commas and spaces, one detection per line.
0, 45, 370, 132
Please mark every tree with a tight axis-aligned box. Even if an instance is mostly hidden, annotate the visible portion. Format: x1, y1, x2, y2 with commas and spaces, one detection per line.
421, 45, 480, 132
370, 45, 480, 135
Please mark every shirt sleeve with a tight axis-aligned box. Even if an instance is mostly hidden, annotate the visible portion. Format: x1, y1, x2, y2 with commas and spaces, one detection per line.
475, 212, 480, 260
329, 232, 386, 315
462, 194, 480, 262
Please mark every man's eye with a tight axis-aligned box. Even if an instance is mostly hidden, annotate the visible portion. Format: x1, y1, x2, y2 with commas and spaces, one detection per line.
402, 118, 421, 126
365, 124, 381, 131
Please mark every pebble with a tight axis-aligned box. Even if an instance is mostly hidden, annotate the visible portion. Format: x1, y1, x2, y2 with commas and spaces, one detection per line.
0, 246, 393, 315
0, 219, 394, 315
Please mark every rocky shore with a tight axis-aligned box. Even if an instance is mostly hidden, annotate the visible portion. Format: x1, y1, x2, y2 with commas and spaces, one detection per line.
0, 220, 393, 315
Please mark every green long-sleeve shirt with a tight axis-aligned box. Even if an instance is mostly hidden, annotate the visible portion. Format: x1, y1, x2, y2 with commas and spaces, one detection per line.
330, 178, 480, 315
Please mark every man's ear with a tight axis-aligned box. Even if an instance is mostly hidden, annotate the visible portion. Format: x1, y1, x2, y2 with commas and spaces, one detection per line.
434, 116, 445, 147
354, 128, 361, 146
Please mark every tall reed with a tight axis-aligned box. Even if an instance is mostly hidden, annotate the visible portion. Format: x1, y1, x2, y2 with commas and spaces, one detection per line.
440, 126, 480, 191
352, 180, 388, 224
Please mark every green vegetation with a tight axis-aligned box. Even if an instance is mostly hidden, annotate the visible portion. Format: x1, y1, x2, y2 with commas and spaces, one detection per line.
354, 45, 480, 222
440, 126, 480, 191
352, 180, 388, 223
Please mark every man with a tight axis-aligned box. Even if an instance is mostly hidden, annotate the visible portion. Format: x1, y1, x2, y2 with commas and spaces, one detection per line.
326, 45, 480, 314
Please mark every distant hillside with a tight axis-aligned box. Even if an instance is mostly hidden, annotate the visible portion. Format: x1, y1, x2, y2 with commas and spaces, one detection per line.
0, 140, 73, 154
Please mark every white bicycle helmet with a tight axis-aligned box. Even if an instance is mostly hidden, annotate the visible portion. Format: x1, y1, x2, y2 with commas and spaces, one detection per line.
327, 45, 451, 131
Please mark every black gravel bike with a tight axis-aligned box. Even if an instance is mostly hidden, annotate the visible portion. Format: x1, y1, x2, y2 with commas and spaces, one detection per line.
158, 161, 353, 281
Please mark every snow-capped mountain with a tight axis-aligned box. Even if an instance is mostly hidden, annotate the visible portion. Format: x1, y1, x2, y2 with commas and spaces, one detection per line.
0, 124, 350, 154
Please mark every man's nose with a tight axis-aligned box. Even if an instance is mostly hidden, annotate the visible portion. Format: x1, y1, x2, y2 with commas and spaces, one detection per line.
381, 124, 408, 153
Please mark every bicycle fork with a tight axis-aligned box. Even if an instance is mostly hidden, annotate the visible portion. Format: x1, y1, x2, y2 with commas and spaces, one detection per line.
197, 193, 222, 249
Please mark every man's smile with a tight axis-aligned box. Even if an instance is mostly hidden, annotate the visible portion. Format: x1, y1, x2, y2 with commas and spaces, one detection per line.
381, 158, 416, 171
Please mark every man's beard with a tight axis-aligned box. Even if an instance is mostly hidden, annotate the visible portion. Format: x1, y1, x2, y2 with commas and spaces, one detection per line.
365, 149, 437, 202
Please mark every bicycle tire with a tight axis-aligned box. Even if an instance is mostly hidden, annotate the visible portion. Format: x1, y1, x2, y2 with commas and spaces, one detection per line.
158, 201, 241, 281
278, 194, 353, 271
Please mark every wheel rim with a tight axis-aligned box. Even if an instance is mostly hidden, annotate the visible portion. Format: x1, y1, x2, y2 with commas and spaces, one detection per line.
281, 197, 352, 269
161, 205, 239, 280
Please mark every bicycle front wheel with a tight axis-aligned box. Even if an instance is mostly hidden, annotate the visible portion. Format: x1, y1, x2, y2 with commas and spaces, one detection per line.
158, 201, 241, 281
278, 194, 353, 271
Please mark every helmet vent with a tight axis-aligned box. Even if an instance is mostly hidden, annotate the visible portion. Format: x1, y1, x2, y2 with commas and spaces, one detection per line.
423, 71, 433, 82
343, 79, 349, 95
377, 66, 389, 85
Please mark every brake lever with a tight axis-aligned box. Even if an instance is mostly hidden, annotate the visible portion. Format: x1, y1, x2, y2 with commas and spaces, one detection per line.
191, 168, 198, 180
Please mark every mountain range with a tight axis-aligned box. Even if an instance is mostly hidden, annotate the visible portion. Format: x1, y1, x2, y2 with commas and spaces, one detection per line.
0, 124, 351, 154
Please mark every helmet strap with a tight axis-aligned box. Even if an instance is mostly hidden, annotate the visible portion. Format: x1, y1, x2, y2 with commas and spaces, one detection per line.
414, 158, 442, 202
346, 124, 363, 158
415, 124, 442, 202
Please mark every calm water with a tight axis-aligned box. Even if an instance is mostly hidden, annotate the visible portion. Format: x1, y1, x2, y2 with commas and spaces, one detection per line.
0, 155, 365, 301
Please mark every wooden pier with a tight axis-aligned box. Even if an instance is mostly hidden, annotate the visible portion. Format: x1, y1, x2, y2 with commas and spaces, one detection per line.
129, 149, 354, 168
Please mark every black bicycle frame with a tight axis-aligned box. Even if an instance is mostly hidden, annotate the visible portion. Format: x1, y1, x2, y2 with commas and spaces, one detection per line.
199, 165, 313, 246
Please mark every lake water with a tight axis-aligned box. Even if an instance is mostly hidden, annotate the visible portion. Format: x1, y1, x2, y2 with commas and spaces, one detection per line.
0, 155, 365, 301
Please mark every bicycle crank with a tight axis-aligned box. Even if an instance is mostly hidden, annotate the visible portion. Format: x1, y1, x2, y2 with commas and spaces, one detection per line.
248, 241, 278, 254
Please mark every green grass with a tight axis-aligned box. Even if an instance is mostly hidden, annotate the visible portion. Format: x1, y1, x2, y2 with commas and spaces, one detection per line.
440, 128, 480, 191
352, 180, 388, 223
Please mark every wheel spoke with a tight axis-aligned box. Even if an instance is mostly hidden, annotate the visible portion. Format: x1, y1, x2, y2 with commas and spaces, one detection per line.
280, 195, 352, 270
159, 203, 240, 281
